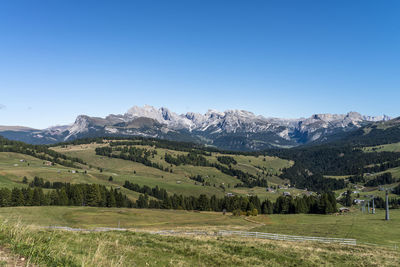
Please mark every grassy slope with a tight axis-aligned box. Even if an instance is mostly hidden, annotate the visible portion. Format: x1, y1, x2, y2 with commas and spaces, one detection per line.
49, 143, 293, 199
0, 152, 143, 200
362, 142, 400, 179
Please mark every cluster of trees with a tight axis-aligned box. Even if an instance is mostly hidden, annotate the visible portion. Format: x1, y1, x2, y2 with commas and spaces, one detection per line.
188, 175, 205, 183
123, 181, 337, 214
217, 156, 237, 165
26, 176, 70, 189
364, 159, 400, 174
164, 152, 209, 166
338, 189, 353, 207
0, 136, 86, 168
280, 166, 345, 192
109, 139, 213, 156
347, 172, 397, 187
364, 173, 396, 187
373, 196, 400, 209
123, 181, 168, 200
0, 183, 133, 208
273, 193, 337, 214
95, 146, 169, 172
393, 184, 400, 195
187, 175, 212, 186
348, 174, 365, 184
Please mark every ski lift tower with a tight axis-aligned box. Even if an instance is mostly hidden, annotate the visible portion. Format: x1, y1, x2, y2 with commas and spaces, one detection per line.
385, 189, 390, 221
371, 196, 375, 214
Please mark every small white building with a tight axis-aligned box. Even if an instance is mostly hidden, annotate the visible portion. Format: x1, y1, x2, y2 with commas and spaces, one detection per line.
353, 199, 365, 205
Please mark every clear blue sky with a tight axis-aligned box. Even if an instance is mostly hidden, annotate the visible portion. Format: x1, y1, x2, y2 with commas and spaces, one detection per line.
0, 0, 399, 128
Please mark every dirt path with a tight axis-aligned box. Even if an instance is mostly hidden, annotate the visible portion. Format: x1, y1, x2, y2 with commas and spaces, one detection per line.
0, 246, 30, 267
243, 216, 266, 226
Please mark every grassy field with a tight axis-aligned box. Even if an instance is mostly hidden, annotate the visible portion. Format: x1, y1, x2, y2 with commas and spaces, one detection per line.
0, 206, 254, 230
251, 209, 400, 247
0, 207, 399, 266
0, 206, 399, 248
230, 186, 307, 201
1, 222, 398, 267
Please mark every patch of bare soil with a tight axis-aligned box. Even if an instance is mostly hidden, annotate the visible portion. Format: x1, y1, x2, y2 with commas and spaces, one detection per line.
0, 247, 31, 267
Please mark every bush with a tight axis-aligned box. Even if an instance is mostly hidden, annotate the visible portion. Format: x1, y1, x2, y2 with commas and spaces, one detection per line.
251, 208, 258, 216
232, 209, 242, 216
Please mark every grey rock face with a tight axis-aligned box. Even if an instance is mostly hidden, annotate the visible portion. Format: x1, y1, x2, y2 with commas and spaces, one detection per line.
0, 105, 391, 150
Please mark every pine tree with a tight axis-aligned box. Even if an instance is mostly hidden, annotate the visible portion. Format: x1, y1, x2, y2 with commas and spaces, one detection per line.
32, 187, 42, 206
107, 190, 116, 207
137, 194, 148, 208
345, 189, 352, 207
197, 194, 210, 211
0, 188, 11, 207
71, 186, 84, 206
11, 188, 24, 206
49, 190, 59, 205
58, 188, 69, 206
86, 184, 100, 206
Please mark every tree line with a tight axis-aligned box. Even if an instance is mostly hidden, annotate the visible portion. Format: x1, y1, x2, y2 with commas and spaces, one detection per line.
0, 176, 338, 215
372, 196, 400, 209
95, 146, 169, 172
217, 156, 237, 165
363, 159, 400, 174
123, 181, 337, 214
347, 172, 397, 187
0, 136, 86, 168
0, 183, 133, 208
364, 173, 397, 187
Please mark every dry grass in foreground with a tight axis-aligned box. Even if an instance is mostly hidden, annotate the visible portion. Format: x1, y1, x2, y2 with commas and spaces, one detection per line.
0, 220, 398, 267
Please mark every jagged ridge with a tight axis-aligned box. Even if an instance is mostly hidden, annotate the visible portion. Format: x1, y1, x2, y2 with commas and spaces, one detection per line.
0, 105, 392, 150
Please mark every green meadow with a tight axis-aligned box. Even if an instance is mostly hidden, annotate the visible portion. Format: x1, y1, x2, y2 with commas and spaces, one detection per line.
0, 206, 399, 266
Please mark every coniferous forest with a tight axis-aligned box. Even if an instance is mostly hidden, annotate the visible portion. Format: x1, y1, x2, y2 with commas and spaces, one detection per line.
0, 180, 338, 215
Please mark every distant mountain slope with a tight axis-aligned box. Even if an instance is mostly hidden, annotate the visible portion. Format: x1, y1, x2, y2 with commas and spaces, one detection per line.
0, 105, 392, 150
308, 117, 400, 147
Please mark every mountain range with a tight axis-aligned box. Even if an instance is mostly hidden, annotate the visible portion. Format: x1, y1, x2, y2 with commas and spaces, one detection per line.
0, 105, 393, 150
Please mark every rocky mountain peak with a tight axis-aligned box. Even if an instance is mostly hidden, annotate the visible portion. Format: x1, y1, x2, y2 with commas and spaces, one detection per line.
0, 104, 393, 150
